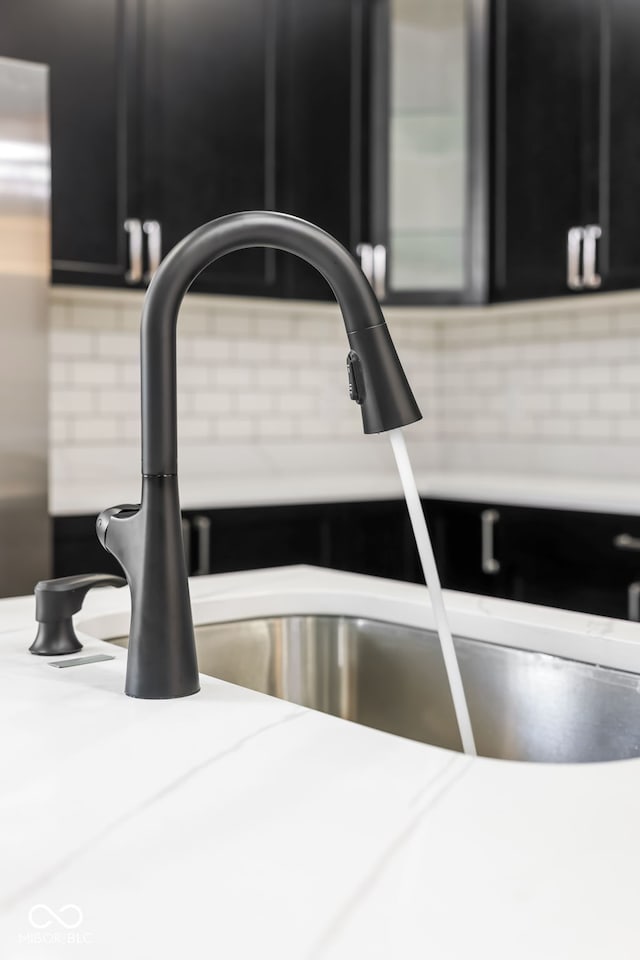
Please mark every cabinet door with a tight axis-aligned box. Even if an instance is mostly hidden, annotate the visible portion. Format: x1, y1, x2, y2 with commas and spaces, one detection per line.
502, 507, 640, 621
278, 0, 367, 301
0, 0, 138, 286
369, 0, 489, 305
53, 516, 125, 579
140, 0, 280, 296
329, 501, 420, 582
492, 0, 598, 301
424, 499, 510, 597
597, 0, 640, 291
206, 505, 331, 574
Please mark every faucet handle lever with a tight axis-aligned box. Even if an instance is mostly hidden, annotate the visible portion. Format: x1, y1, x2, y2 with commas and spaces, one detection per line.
96, 504, 141, 551
30, 574, 127, 656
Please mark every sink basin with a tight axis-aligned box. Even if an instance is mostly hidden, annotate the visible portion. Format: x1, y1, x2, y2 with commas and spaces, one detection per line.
109, 615, 640, 763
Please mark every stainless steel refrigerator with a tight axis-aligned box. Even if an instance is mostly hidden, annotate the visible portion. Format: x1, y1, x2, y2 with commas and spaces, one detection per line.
0, 57, 50, 596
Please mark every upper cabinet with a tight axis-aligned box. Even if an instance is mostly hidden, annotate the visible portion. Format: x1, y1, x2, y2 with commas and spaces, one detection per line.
597, 0, 640, 292
293, 0, 640, 304
0, 0, 279, 295
277, 0, 368, 301
0, 0, 137, 286
492, 0, 640, 301
140, 0, 280, 296
367, 0, 487, 304
491, 0, 598, 301
2, 0, 640, 303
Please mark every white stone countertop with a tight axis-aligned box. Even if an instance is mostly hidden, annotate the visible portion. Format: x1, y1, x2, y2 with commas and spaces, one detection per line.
49, 469, 640, 517
2, 565, 640, 958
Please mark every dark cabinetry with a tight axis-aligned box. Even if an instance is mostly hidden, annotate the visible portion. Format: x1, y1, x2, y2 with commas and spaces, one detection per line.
6, 0, 640, 303
277, 0, 368, 301
492, 0, 597, 300
141, 0, 280, 296
54, 501, 421, 585
180, 500, 420, 582
183, 504, 331, 575
53, 515, 126, 581
0, 0, 136, 285
598, 0, 640, 291
493, 0, 640, 300
0, 0, 278, 294
431, 498, 640, 622
286, 0, 640, 304
424, 499, 509, 598
54, 498, 640, 622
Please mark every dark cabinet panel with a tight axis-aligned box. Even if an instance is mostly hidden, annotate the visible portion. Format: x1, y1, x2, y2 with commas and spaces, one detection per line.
53, 516, 125, 579
598, 0, 640, 291
278, 0, 366, 300
202, 504, 331, 574
502, 507, 640, 620
329, 501, 420, 583
140, 0, 280, 296
425, 499, 510, 598
0, 0, 137, 285
429, 498, 640, 622
492, 0, 597, 301
54, 500, 640, 624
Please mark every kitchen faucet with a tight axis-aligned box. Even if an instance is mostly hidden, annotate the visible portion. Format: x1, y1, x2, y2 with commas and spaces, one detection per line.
96, 212, 421, 698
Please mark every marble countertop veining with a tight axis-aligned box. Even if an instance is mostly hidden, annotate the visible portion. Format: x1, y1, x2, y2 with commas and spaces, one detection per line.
2, 565, 640, 959
49, 469, 640, 517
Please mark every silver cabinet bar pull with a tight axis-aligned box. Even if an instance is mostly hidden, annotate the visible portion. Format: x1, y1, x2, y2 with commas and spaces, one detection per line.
583, 224, 602, 289
124, 218, 143, 284
372, 243, 387, 301
181, 517, 191, 576
192, 514, 211, 576
356, 243, 374, 286
481, 508, 500, 574
143, 220, 162, 283
567, 226, 585, 290
614, 533, 640, 551
628, 582, 640, 622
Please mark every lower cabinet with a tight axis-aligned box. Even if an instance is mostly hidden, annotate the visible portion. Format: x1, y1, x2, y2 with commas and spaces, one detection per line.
53, 515, 126, 579
184, 504, 332, 575
428, 499, 640, 622
53, 501, 420, 584
53, 498, 640, 622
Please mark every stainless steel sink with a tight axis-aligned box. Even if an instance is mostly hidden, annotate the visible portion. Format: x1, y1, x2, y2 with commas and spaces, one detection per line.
109, 615, 640, 763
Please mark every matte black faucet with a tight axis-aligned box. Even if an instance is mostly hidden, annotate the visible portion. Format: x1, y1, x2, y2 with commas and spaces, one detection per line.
97, 212, 421, 699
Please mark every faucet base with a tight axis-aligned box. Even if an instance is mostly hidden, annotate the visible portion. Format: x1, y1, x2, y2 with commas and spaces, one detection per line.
99, 475, 200, 700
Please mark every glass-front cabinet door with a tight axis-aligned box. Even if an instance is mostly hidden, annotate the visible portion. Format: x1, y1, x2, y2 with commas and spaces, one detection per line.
368, 0, 488, 304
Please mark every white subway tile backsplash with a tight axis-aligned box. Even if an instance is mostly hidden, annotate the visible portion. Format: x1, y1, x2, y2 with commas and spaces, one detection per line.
256, 417, 295, 438
48, 287, 640, 483
96, 332, 137, 357
50, 330, 94, 358
232, 339, 274, 363
71, 417, 120, 442
215, 313, 252, 338
594, 391, 633, 415
237, 392, 274, 414
215, 417, 254, 439
256, 366, 295, 388
192, 392, 233, 415
214, 366, 253, 388
69, 360, 119, 386
51, 388, 95, 416
97, 390, 138, 415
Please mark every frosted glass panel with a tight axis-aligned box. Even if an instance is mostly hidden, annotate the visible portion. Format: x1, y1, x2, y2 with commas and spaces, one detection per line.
388, 0, 467, 291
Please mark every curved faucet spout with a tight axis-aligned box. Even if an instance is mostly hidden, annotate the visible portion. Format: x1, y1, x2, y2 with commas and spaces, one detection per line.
141, 211, 421, 475
99, 211, 422, 699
